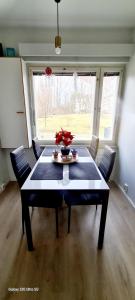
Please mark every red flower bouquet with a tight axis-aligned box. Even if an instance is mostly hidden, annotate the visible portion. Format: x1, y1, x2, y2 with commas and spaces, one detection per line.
55, 129, 74, 147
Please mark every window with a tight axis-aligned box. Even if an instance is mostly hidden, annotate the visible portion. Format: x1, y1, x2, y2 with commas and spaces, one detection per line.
98, 71, 120, 140
30, 67, 122, 143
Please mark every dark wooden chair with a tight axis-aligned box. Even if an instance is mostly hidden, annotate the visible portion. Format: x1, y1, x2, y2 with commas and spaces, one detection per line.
98, 145, 116, 182
10, 146, 62, 239
64, 145, 116, 233
10, 146, 31, 234
32, 137, 43, 160
89, 135, 99, 160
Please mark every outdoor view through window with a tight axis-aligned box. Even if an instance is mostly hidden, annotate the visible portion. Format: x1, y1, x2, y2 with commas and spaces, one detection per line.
32, 70, 120, 141
33, 72, 96, 140
99, 72, 120, 140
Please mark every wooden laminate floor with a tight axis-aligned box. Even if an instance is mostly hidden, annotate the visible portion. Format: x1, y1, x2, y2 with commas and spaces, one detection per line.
0, 182, 135, 300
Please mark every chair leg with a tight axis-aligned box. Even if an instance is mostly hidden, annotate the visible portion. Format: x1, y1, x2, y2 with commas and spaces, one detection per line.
68, 205, 71, 233
55, 207, 59, 238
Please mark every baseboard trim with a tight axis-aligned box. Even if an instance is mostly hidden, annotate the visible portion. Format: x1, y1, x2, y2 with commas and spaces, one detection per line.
115, 182, 135, 209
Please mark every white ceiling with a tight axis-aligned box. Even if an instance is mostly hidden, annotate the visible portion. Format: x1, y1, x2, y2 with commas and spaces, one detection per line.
0, 0, 135, 28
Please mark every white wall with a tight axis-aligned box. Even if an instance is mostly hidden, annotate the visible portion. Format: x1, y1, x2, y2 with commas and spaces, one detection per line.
0, 149, 9, 185
0, 27, 133, 56
114, 52, 135, 204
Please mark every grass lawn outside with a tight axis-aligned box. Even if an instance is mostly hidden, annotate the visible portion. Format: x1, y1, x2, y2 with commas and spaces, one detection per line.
36, 113, 112, 140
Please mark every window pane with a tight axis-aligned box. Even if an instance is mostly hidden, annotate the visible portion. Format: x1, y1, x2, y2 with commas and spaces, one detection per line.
32, 73, 96, 140
99, 72, 120, 140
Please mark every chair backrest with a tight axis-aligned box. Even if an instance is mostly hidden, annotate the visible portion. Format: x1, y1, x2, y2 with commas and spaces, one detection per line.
98, 145, 116, 182
10, 146, 31, 188
89, 135, 99, 160
32, 138, 42, 160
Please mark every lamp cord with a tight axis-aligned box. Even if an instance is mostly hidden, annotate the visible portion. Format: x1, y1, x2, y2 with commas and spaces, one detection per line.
57, 3, 59, 36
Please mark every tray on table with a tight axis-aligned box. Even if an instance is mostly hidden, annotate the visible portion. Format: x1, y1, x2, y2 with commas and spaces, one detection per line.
52, 153, 78, 164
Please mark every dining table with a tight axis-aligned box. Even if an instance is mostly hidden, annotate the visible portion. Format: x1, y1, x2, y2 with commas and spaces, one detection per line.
21, 146, 109, 250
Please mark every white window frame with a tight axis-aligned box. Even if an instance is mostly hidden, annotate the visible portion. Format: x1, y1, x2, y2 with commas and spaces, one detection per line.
29, 65, 123, 146
96, 67, 123, 146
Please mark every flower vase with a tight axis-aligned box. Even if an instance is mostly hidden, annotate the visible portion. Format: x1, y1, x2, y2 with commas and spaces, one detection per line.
61, 146, 70, 156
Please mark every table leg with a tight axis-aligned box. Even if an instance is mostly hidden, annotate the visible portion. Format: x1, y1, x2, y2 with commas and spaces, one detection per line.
98, 191, 109, 249
55, 207, 59, 238
68, 205, 71, 233
23, 203, 34, 251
